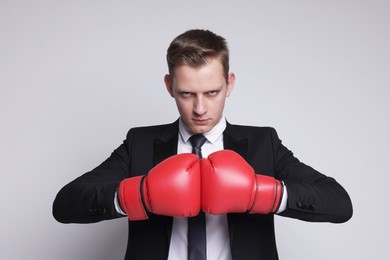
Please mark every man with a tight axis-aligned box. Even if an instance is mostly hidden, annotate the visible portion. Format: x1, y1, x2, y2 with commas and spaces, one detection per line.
53, 29, 353, 260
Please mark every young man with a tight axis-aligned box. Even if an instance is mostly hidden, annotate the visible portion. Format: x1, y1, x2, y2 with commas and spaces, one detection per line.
53, 29, 353, 260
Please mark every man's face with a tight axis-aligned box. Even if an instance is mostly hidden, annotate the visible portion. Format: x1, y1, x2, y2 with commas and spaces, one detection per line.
165, 58, 235, 134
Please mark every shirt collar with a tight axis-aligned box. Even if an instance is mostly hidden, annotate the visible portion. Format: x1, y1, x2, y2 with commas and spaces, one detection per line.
179, 116, 226, 144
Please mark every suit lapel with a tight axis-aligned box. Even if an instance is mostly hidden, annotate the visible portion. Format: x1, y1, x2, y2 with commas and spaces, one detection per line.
151, 120, 179, 250
223, 122, 249, 250
223, 122, 248, 159
153, 120, 179, 166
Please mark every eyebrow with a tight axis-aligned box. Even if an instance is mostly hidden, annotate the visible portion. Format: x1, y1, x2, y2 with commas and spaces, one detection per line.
176, 85, 224, 93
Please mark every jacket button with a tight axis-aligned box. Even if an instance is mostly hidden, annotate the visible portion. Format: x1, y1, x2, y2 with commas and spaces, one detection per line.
297, 201, 316, 211
95, 208, 106, 216
296, 201, 307, 209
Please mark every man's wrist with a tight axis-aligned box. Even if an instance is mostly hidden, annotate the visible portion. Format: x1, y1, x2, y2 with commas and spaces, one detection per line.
114, 190, 126, 216
276, 182, 288, 214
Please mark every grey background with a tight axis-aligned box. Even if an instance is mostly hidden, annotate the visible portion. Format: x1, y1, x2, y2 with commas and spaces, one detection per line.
1, 0, 389, 259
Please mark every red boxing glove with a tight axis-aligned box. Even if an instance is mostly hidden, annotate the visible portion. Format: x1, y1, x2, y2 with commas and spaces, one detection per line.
118, 153, 201, 220
200, 150, 283, 215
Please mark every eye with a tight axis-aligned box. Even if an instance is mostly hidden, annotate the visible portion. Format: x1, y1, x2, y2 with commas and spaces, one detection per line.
207, 90, 219, 97
180, 92, 192, 98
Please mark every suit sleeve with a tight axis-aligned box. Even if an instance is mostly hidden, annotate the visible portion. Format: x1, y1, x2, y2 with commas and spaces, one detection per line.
270, 128, 353, 223
52, 130, 135, 224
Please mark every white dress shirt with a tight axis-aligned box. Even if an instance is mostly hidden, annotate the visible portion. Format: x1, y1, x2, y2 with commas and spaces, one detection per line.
168, 117, 233, 260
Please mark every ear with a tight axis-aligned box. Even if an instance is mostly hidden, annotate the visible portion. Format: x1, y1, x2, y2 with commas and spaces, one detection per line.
226, 72, 235, 97
164, 74, 175, 97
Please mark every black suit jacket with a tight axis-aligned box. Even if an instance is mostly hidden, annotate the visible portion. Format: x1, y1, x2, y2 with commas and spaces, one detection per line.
53, 120, 352, 260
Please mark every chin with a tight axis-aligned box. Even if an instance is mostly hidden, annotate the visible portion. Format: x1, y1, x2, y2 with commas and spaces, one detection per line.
190, 126, 211, 134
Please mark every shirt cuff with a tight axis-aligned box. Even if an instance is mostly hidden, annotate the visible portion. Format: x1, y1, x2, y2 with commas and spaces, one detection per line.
114, 191, 127, 215
276, 182, 288, 214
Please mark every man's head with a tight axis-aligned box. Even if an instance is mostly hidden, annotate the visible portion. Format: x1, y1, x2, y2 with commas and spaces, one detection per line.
164, 29, 235, 134
166, 29, 230, 82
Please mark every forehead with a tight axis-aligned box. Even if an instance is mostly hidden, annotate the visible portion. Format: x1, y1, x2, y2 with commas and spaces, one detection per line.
172, 58, 225, 90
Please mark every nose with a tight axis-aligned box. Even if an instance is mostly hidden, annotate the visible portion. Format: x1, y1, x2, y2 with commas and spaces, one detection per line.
193, 96, 207, 115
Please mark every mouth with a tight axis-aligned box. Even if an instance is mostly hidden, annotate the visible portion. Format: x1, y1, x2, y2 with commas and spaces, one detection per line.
192, 118, 210, 125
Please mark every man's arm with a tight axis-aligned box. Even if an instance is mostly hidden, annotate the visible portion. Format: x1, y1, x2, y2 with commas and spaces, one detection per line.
52, 134, 132, 224
270, 128, 353, 223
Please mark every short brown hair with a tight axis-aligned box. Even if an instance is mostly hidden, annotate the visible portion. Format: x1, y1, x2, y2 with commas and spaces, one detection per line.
166, 29, 230, 81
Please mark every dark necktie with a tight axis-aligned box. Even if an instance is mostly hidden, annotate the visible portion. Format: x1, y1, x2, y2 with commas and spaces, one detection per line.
188, 134, 207, 260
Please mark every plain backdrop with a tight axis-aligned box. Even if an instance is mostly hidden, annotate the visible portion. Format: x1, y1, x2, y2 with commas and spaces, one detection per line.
1, 0, 389, 259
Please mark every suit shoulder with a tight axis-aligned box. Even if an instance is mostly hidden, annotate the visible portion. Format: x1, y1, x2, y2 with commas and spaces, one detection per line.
227, 123, 277, 136
125, 121, 178, 139
128, 123, 173, 132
